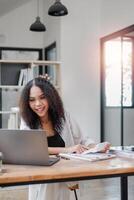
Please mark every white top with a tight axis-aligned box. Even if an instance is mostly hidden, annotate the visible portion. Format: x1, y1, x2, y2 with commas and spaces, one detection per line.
20, 112, 94, 200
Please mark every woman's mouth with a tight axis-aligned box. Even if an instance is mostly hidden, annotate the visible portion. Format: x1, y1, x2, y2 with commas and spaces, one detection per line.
35, 107, 45, 114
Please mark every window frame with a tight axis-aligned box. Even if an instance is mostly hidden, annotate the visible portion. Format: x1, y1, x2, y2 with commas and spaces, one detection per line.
100, 24, 134, 142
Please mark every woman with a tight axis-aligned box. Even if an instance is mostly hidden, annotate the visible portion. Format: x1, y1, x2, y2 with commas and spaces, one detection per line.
19, 76, 110, 200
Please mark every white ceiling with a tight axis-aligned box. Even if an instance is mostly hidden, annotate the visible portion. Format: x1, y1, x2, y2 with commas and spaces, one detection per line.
0, 0, 31, 17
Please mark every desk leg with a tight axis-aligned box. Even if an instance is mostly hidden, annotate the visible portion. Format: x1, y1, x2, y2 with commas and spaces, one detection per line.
120, 176, 128, 200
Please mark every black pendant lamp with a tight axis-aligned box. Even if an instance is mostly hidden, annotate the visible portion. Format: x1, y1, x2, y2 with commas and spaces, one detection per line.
48, 0, 68, 16
30, 0, 46, 32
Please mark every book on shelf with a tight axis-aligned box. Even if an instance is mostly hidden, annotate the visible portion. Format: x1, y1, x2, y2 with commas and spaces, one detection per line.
27, 66, 39, 82
22, 69, 28, 85
47, 65, 57, 85
18, 70, 24, 86
18, 67, 39, 86
18, 69, 28, 86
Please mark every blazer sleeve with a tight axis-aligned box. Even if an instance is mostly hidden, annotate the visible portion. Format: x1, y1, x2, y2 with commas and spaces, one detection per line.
64, 112, 95, 146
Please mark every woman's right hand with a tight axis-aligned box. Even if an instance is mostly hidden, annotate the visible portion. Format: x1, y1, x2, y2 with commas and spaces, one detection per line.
65, 144, 88, 154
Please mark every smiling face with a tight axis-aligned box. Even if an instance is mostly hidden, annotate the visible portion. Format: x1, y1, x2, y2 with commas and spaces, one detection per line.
29, 86, 49, 121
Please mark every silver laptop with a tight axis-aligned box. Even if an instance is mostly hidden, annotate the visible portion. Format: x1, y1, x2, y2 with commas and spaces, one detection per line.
0, 129, 60, 166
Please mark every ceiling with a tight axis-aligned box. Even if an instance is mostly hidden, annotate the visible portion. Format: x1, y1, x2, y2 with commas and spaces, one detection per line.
0, 0, 31, 17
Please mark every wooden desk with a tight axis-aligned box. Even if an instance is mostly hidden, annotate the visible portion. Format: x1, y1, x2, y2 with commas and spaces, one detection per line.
0, 157, 134, 200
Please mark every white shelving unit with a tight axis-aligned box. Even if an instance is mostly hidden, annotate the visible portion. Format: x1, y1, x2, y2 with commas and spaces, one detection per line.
0, 59, 61, 87
0, 109, 19, 129
0, 59, 61, 128
0, 85, 23, 90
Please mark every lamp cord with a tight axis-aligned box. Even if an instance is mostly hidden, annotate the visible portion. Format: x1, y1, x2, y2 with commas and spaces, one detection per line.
73, 189, 78, 200
37, 0, 39, 16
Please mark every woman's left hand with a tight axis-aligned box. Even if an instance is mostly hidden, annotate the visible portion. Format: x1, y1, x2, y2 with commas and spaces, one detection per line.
93, 142, 111, 153
84, 142, 111, 154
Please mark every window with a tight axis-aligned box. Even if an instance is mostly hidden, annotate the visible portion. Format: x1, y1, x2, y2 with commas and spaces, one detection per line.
104, 37, 133, 107
100, 24, 134, 145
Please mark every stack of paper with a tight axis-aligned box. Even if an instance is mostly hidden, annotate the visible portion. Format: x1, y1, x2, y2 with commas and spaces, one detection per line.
116, 150, 134, 159
110, 146, 134, 159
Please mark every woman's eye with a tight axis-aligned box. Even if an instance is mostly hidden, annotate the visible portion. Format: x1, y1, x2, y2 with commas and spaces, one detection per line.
29, 99, 35, 102
40, 95, 45, 99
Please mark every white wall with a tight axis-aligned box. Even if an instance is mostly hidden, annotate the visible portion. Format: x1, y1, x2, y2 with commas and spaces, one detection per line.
100, 0, 134, 37
0, 0, 61, 57
60, 0, 101, 142
0, 0, 44, 48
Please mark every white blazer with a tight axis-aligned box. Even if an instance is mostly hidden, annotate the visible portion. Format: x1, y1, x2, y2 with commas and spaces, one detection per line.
20, 112, 94, 200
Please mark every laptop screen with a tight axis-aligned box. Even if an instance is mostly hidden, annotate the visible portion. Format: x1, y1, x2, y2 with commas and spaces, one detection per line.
0, 129, 60, 166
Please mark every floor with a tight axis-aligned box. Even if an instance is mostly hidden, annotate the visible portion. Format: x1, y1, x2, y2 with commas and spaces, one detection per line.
0, 177, 133, 200
79, 176, 134, 200
0, 186, 28, 200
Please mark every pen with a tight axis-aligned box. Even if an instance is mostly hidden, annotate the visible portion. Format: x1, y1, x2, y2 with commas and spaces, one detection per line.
60, 156, 70, 160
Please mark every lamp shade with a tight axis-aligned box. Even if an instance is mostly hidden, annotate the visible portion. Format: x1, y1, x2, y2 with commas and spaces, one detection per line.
48, 0, 68, 16
30, 16, 46, 32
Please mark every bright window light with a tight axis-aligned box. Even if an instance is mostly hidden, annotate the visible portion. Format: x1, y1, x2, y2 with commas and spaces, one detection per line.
104, 37, 132, 107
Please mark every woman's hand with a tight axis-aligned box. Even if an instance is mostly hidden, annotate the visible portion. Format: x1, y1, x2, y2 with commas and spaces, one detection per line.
48, 142, 110, 155
65, 144, 88, 154
89, 142, 111, 153
98, 142, 111, 152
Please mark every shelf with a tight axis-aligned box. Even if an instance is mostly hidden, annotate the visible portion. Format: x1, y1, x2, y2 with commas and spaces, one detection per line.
0, 59, 61, 89
0, 85, 60, 90
0, 59, 61, 66
0, 85, 23, 90
0, 111, 18, 114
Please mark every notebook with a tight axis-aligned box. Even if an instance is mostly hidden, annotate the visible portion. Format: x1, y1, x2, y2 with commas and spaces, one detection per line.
0, 129, 60, 166
59, 142, 115, 162
59, 152, 116, 162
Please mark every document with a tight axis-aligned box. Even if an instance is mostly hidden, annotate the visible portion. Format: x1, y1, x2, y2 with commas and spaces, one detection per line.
59, 152, 116, 162
59, 142, 115, 161
110, 146, 134, 159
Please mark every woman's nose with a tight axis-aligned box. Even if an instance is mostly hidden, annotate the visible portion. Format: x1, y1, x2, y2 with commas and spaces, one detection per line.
35, 99, 41, 106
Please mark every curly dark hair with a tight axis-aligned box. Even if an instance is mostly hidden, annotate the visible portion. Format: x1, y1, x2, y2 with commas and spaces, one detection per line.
19, 77, 65, 134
